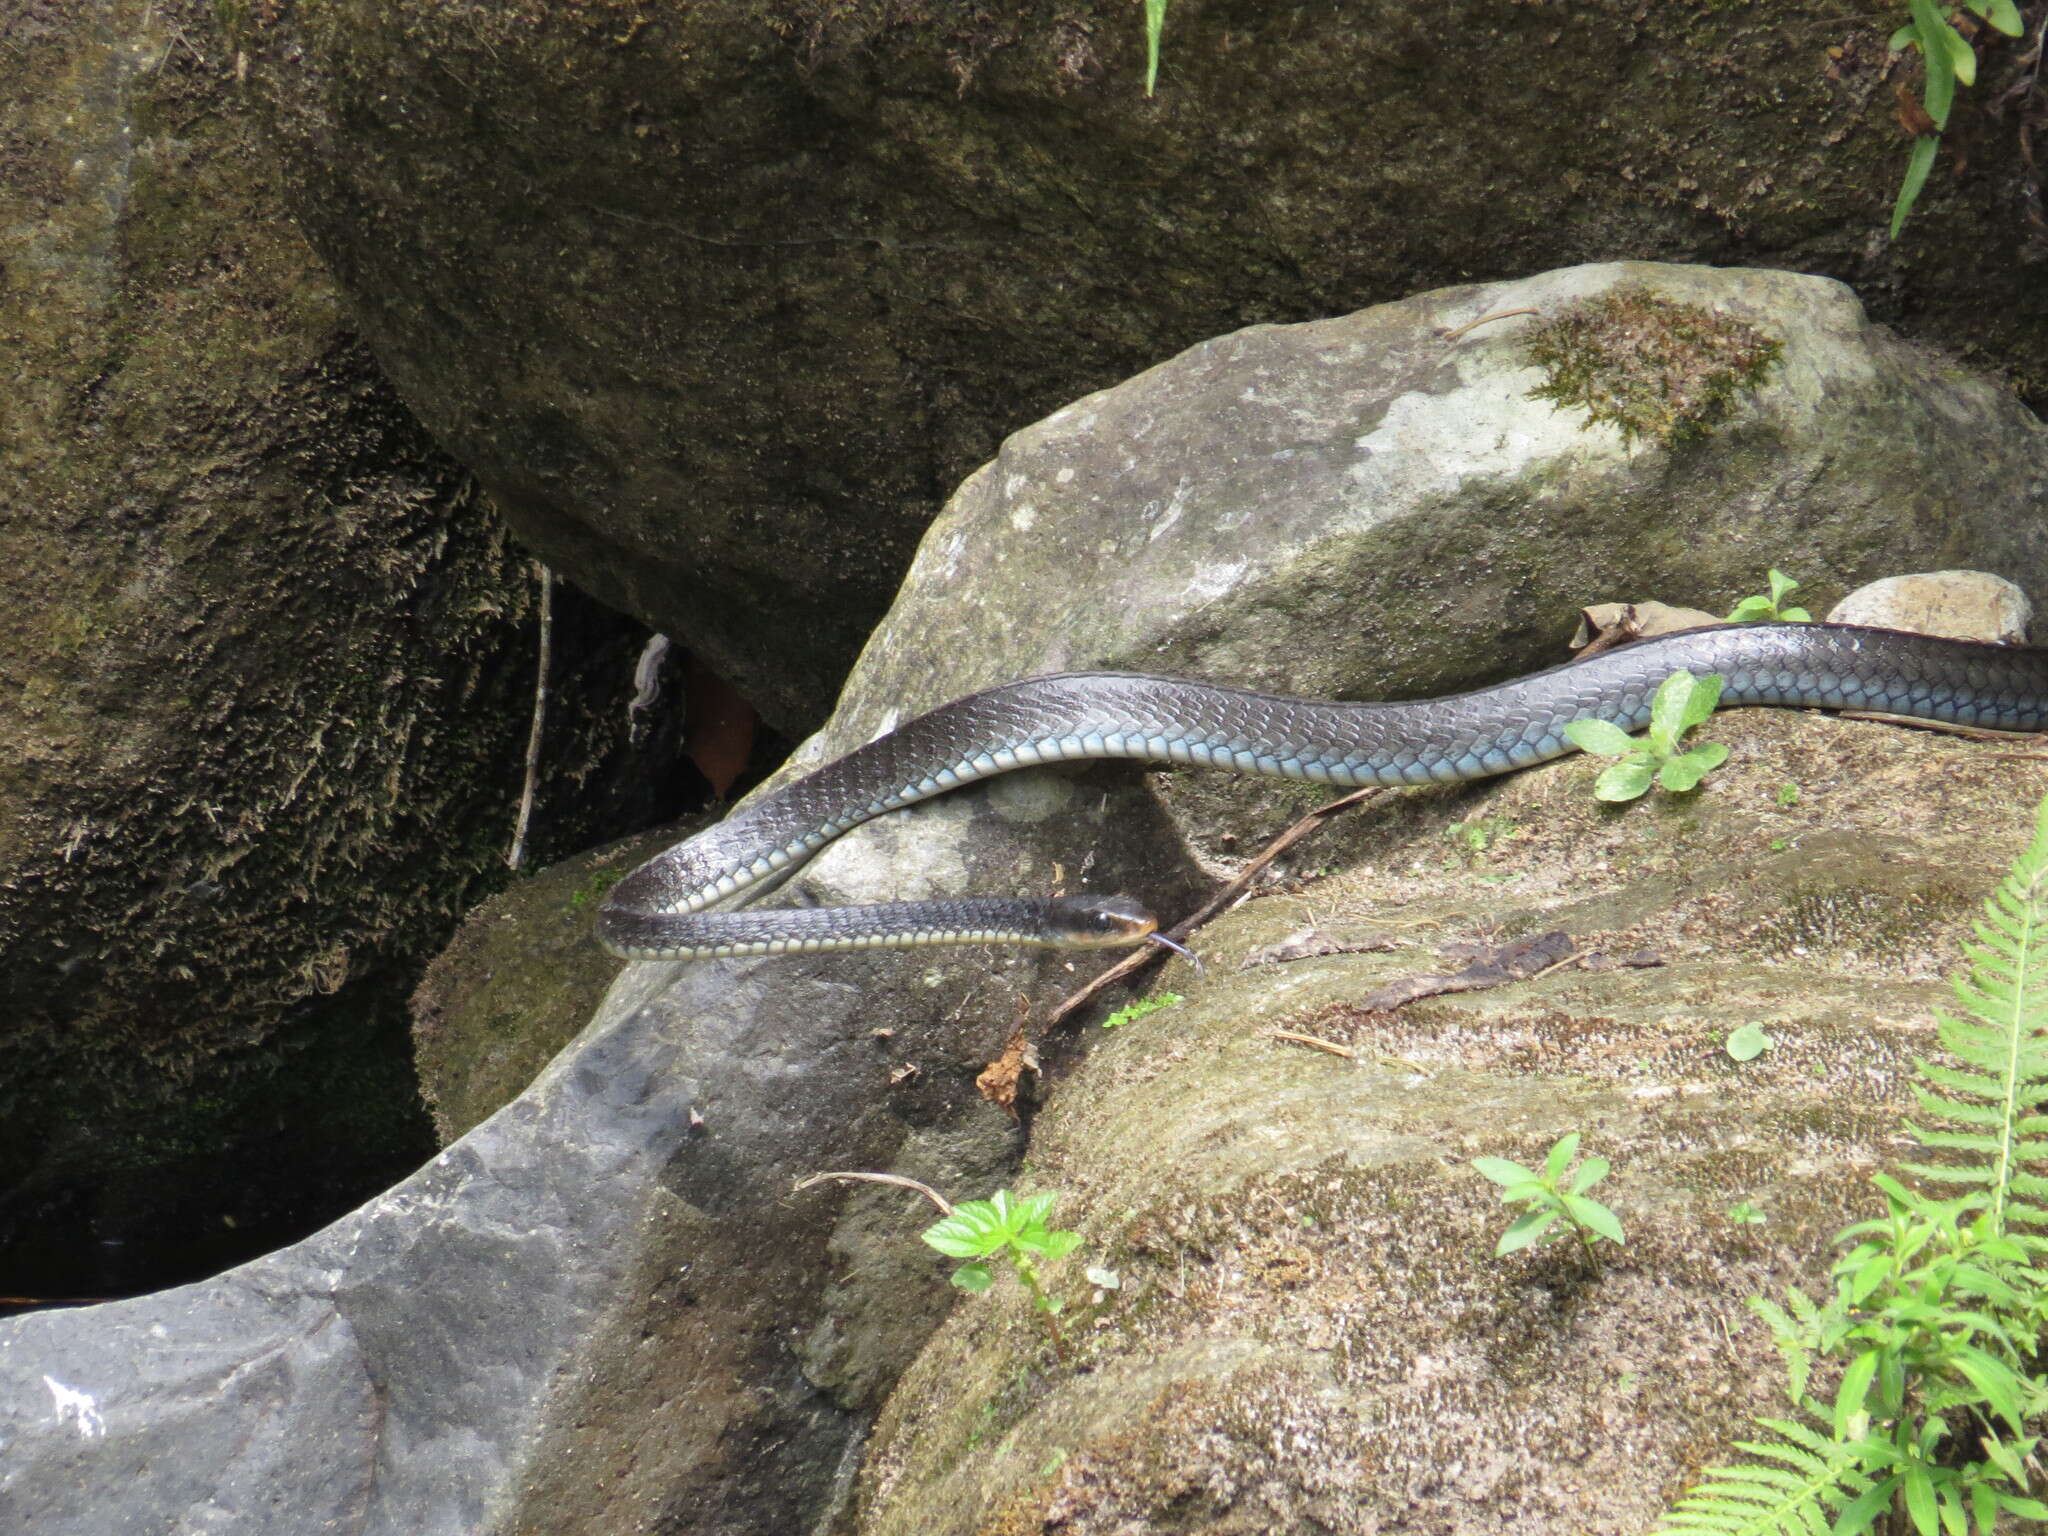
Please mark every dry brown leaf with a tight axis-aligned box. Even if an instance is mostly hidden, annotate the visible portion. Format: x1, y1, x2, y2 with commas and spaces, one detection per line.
976, 1000, 1040, 1117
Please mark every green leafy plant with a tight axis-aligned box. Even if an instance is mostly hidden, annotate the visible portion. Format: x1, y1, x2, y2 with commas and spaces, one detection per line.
923, 1190, 1087, 1359
1473, 1131, 1626, 1274
1889, 0, 2026, 237
1564, 670, 1730, 802
1726, 1023, 1776, 1062
1142, 0, 1169, 95
1655, 793, 2048, 1535
1728, 1200, 1768, 1227
1101, 991, 1182, 1028
1444, 815, 1519, 860
1775, 782, 1801, 809
1727, 568, 1813, 624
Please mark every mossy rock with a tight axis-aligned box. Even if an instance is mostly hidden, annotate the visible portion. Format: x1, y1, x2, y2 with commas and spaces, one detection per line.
852, 710, 2046, 1533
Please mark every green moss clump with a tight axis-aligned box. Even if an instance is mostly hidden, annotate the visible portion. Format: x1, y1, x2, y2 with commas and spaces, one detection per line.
1522, 286, 1783, 446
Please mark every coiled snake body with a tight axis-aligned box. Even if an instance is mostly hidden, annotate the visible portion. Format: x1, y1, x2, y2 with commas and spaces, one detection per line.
597, 623, 2048, 962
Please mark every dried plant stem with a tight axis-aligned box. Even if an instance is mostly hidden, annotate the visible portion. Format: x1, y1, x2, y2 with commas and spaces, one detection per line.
793, 1170, 955, 1217
508, 562, 552, 870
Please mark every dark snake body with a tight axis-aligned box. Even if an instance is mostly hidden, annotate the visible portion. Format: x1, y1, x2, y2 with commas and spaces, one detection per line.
597, 623, 2048, 961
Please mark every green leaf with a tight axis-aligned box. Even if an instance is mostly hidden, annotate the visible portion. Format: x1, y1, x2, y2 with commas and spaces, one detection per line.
1832, 1348, 1880, 1436
1948, 1345, 2027, 1432
1938, 14, 1977, 87
1569, 1156, 1611, 1195
1657, 745, 1725, 793
923, 1207, 1003, 1258
1838, 1476, 1901, 1531
1544, 1132, 1581, 1183
950, 1262, 993, 1292
1778, 606, 1811, 623
1143, 0, 1168, 95
1102, 992, 1182, 1028
1595, 758, 1657, 802
1726, 1023, 1775, 1062
1725, 594, 1778, 622
1563, 717, 1639, 757
1910, 0, 1958, 126
1903, 1463, 1938, 1536
1649, 670, 1702, 753
1471, 1156, 1539, 1188
1677, 672, 1724, 733
1496, 1207, 1559, 1256
1565, 1195, 1626, 1245
1035, 1229, 1084, 1262
1765, 569, 1799, 608
1689, 741, 1731, 774
1011, 1191, 1058, 1229
1891, 134, 1941, 239
1980, 0, 2023, 35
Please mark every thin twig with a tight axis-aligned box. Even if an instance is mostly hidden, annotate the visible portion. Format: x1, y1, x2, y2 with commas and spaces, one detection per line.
1269, 1029, 1356, 1058
1439, 307, 1540, 342
507, 562, 552, 870
1048, 786, 1383, 1027
793, 1170, 955, 1216
1837, 709, 2048, 746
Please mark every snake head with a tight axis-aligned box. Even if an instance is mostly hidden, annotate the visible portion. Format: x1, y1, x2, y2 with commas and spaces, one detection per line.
1046, 895, 1201, 970
1045, 894, 1160, 947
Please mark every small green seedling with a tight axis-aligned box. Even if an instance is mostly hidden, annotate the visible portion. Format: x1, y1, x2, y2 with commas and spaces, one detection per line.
1444, 816, 1518, 861
1725, 1022, 1774, 1062
1725, 1200, 1767, 1227
1101, 992, 1182, 1029
1472, 1131, 1626, 1274
1563, 670, 1729, 802
1775, 781, 1800, 808
1887, 0, 2024, 236
1726, 567, 1812, 624
923, 1190, 1086, 1358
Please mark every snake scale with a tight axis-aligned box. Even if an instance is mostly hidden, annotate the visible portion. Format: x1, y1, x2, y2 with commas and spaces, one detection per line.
597, 623, 2048, 962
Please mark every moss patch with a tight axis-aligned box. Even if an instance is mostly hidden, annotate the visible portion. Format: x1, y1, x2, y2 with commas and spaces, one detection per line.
1522, 286, 1783, 446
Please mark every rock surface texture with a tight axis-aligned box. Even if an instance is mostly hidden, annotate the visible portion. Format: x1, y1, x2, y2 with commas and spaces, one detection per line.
0, 0, 680, 1315
234, 0, 2048, 732
0, 0, 539, 1288
1, 263, 2043, 1535
853, 712, 2042, 1534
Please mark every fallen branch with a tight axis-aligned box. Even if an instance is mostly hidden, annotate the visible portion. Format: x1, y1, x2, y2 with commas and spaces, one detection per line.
1048, 786, 1383, 1028
792, 1170, 954, 1216
507, 562, 552, 870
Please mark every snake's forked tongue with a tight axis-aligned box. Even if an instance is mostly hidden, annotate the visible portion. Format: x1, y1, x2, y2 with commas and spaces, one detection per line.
1146, 930, 1203, 973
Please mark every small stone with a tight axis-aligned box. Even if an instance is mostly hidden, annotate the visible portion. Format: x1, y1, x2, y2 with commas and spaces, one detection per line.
1826, 571, 2032, 644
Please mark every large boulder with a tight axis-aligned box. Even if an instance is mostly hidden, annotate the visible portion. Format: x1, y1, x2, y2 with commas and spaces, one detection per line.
853, 708, 2039, 1532
0, 262, 2041, 1534
0, 1, 663, 1305
235, 0, 2048, 733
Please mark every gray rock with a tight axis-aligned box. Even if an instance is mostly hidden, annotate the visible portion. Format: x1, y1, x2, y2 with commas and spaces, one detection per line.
3, 262, 2043, 1535
1827, 569, 2033, 643
232, 0, 2048, 733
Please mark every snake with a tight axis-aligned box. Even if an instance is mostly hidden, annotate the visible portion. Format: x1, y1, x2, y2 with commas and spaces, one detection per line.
596, 622, 2048, 962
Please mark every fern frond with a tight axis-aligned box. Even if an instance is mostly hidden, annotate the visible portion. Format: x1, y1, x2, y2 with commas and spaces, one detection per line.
1909, 796, 2048, 1233
1652, 1417, 1870, 1535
